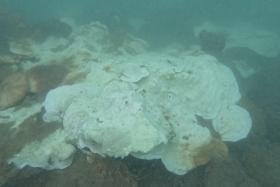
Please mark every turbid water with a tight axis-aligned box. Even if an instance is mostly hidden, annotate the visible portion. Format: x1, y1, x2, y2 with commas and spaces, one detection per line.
0, 1, 280, 187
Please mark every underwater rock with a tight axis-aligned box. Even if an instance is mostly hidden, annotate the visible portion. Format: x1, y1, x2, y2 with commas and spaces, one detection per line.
221, 47, 276, 79
204, 158, 261, 187
0, 9, 32, 67
198, 30, 226, 54
238, 98, 267, 143
27, 64, 68, 94
10, 52, 252, 175
244, 62, 280, 142
223, 47, 271, 63
195, 22, 280, 57
0, 72, 28, 109
45, 154, 138, 187
245, 63, 280, 107
242, 143, 280, 187
32, 19, 72, 41
0, 9, 31, 41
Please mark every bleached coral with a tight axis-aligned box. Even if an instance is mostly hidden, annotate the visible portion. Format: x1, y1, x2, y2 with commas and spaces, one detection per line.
0, 103, 42, 129
8, 22, 251, 175
10, 51, 251, 175
9, 129, 75, 170
10, 22, 148, 71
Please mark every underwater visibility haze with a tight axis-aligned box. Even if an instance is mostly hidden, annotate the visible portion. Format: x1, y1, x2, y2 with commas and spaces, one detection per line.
0, 0, 280, 187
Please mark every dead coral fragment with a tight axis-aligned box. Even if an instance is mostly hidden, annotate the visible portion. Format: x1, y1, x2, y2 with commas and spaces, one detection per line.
27, 64, 68, 94
0, 72, 28, 109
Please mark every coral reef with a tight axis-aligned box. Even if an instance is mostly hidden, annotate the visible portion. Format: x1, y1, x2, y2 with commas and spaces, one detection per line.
0, 73, 28, 109
2, 18, 274, 187
1, 18, 278, 186
10, 52, 251, 175
27, 64, 68, 94
0, 103, 42, 129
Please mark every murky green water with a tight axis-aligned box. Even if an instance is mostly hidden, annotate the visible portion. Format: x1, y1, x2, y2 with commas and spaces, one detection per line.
0, 1, 280, 187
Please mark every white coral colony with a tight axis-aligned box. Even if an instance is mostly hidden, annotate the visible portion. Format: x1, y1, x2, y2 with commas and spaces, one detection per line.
9, 23, 252, 175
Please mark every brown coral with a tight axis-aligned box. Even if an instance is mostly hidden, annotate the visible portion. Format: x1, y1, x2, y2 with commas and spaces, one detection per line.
193, 138, 228, 167
0, 72, 28, 109
27, 64, 68, 94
